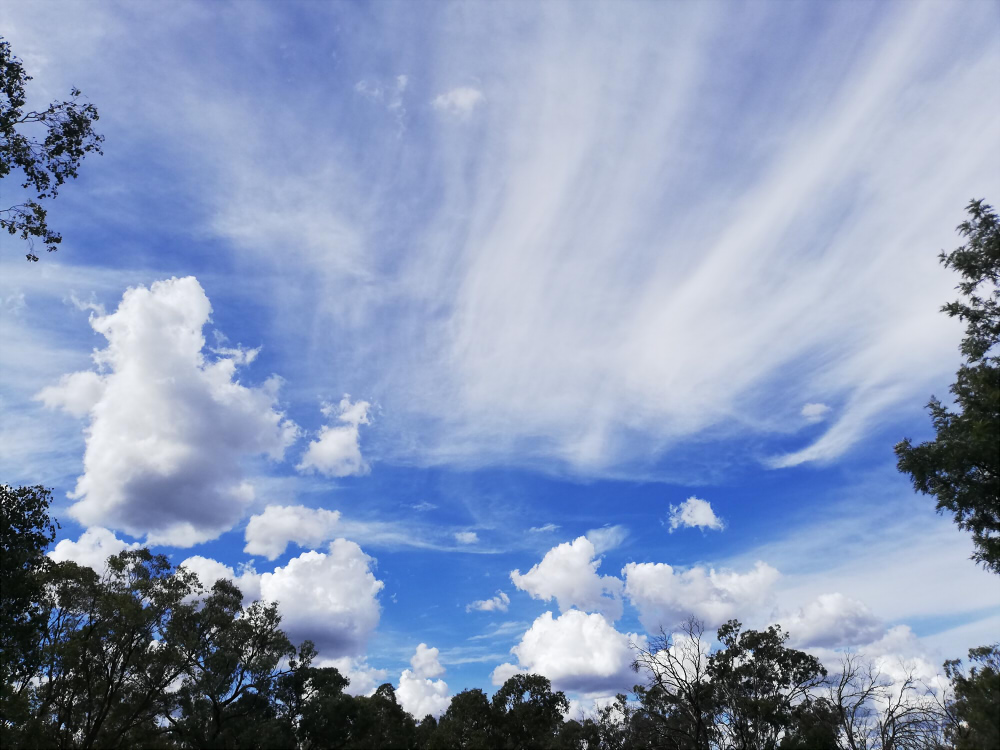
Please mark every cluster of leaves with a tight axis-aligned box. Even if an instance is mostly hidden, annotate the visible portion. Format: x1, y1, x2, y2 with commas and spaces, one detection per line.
896, 199, 1000, 574
1, 37, 104, 261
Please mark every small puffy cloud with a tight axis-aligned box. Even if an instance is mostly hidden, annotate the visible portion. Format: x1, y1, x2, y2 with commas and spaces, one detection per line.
467, 590, 510, 613
259, 539, 384, 656
48, 527, 140, 574
318, 656, 389, 696
178, 555, 262, 602
623, 560, 779, 631
785, 593, 885, 649
35, 277, 298, 547
505, 610, 644, 694
411, 643, 445, 679
454, 531, 479, 544
398, 669, 450, 719
432, 86, 485, 118
801, 402, 832, 423
243, 504, 341, 560
511, 536, 623, 621
297, 396, 371, 478
585, 525, 628, 553
667, 496, 725, 533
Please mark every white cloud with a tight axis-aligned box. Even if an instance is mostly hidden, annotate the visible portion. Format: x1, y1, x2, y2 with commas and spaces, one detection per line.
511, 536, 623, 621
318, 656, 389, 697
529, 523, 560, 533
785, 593, 886, 649
48, 527, 140, 574
397, 669, 451, 719
35, 277, 298, 547
585, 525, 628, 553
259, 538, 384, 656
667, 496, 724, 533
467, 590, 510, 613
243, 504, 341, 560
178, 554, 262, 602
432, 86, 485, 118
454, 531, 479, 544
297, 396, 371, 478
800, 402, 831, 423
411, 642, 445, 678
504, 610, 644, 694
36, 372, 105, 418
490, 662, 527, 686
623, 560, 779, 631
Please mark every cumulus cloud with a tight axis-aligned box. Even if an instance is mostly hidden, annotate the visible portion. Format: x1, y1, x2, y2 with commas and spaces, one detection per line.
398, 669, 451, 719
36, 277, 298, 547
259, 539, 384, 656
454, 531, 479, 544
667, 496, 725, 533
432, 86, 485, 118
243, 504, 341, 560
511, 536, 623, 621
48, 527, 140, 574
318, 656, 389, 696
297, 396, 371, 477
785, 593, 885, 649
411, 642, 445, 679
801, 402, 832, 423
467, 590, 510, 613
623, 560, 779, 631
178, 555, 262, 602
501, 610, 644, 694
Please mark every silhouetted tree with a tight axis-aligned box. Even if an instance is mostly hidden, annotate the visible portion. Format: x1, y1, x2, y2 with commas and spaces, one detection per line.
943, 644, 1000, 750
1, 38, 104, 261
896, 199, 1000, 574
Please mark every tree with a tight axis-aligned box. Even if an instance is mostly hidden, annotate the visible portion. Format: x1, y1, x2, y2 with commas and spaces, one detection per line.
1, 37, 104, 261
490, 673, 569, 749
429, 688, 494, 749
0, 485, 58, 744
631, 618, 716, 750
943, 644, 1000, 750
826, 652, 947, 750
895, 199, 1000, 574
708, 620, 828, 750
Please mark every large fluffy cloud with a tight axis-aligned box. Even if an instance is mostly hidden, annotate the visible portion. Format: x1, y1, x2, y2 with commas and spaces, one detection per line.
178, 555, 262, 602
36, 277, 298, 547
48, 527, 140, 574
258, 538, 383, 656
398, 670, 451, 719
511, 536, 623, 620
297, 396, 371, 477
623, 560, 779, 631
784, 593, 885, 649
243, 504, 341, 560
497, 611, 643, 694
397, 643, 450, 719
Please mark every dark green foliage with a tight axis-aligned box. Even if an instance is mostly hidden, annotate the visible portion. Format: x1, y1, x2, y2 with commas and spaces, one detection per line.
0, 485, 58, 744
896, 199, 1000, 574
708, 620, 828, 750
1, 37, 104, 261
944, 644, 1000, 750
429, 688, 494, 748
491, 673, 569, 749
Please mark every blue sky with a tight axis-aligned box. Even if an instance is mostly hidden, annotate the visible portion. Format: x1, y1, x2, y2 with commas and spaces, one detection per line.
2, 0, 999, 718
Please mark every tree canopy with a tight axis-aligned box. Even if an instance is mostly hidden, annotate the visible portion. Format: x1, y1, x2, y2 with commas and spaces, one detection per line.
1, 37, 104, 261
895, 199, 1000, 574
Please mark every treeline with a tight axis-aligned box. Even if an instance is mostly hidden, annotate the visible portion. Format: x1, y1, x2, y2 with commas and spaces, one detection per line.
2, 485, 998, 750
